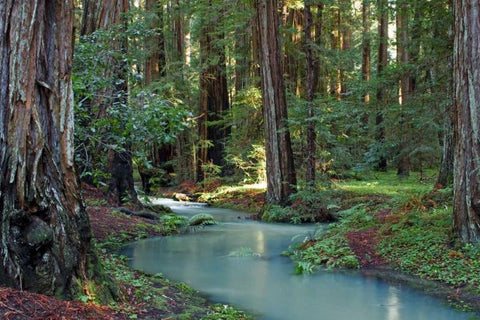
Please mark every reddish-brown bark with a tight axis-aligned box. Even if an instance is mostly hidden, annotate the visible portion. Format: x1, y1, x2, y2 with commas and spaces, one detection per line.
452, 0, 480, 243
0, 0, 91, 297
256, 0, 297, 205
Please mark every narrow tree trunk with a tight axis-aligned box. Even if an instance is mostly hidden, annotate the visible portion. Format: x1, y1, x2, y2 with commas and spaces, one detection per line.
436, 27, 454, 188
0, 0, 92, 297
339, 0, 352, 96
362, 0, 371, 120
436, 103, 454, 188
284, 9, 303, 95
396, 0, 410, 177
108, 149, 139, 205
452, 0, 480, 243
256, 0, 297, 205
375, 0, 388, 171
304, 0, 316, 185
315, 3, 326, 95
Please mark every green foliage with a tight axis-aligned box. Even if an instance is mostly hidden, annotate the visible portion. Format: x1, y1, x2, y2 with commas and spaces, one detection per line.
73, 9, 192, 187
160, 214, 189, 231
291, 233, 360, 272
225, 87, 265, 183
261, 188, 338, 223
377, 205, 480, 289
188, 213, 217, 227
261, 205, 296, 223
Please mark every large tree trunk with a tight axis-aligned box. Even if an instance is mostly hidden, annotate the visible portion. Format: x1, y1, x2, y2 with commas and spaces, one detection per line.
452, 0, 480, 243
256, 0, 297, 205
0, 0, 92, 297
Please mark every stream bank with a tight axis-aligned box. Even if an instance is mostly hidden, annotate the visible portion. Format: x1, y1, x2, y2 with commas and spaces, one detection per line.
162, 178, 480, 316
124, 196, 476, 320
0, 185, 252, 320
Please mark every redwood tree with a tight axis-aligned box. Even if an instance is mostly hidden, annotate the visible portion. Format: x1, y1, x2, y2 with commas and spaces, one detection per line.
452, 0, 480, 243
256, 0, 297, 204
0, 0, 92, 297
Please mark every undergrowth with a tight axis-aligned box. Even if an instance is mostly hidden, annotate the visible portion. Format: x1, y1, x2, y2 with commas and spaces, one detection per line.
378, 191, 480, 292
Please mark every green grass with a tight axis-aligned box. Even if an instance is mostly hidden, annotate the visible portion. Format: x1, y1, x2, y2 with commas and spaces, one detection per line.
334, 170, 436, 200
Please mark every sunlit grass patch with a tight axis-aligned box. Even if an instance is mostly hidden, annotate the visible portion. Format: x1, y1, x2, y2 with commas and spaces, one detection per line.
333, 170, 436, 200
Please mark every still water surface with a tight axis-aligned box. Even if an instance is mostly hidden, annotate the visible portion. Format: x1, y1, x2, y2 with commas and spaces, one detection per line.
123, 199, 475, 320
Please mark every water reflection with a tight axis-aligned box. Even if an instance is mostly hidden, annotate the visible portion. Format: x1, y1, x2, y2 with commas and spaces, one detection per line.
386, 286, 399, 320
255, 230, 265, 254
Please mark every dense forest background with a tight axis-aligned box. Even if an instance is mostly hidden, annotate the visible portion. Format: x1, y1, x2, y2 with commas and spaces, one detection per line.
73, 0, 453, 200
2, 0, 480, 308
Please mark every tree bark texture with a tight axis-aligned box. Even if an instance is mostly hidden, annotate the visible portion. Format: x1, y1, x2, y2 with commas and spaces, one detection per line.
256, 0, 297, 205
0, 0, 92, 297
81, 0, 128, 35
453, 0, 480, 243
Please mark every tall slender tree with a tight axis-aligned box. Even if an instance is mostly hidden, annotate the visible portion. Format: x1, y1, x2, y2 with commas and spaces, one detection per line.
452, 0, 480, 243
256, 0, 297, 205
0, 0, 93, 297
304, 0, 317, 185
396, 0, 411, 176
375, 0, 388, 171
362, 0, 371, 105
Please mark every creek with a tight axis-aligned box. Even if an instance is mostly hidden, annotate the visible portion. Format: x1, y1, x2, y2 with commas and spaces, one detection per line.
122, 199, 475, 319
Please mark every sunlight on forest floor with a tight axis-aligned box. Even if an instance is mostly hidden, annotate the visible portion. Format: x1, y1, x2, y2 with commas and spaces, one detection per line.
334, 170, 437, 199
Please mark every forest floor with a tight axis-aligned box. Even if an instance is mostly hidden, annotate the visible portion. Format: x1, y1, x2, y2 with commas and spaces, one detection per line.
3, 172, 480, 319
0, 183, 251, 320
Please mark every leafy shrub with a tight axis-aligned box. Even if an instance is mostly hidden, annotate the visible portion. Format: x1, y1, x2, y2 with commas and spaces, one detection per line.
291, 233, 360, 272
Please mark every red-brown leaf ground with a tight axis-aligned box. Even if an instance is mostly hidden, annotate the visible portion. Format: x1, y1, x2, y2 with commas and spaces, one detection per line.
0, 287, 127, 320
0, 185, 167, 320
345, 209, 391, 268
